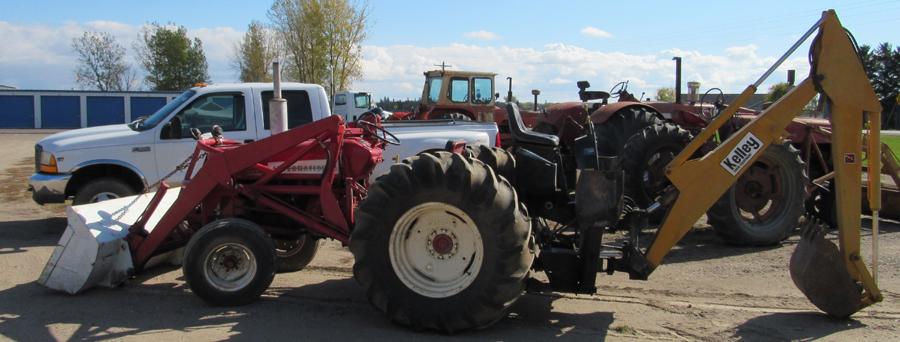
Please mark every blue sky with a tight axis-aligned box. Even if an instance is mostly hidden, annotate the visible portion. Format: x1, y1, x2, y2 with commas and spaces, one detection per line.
1, 0, 898, 101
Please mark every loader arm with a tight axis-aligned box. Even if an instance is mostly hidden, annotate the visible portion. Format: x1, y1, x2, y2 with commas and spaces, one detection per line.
644, 10, 882, 312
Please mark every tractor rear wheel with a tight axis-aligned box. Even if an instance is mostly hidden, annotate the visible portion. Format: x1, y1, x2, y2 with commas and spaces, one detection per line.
351, 152, 532, 333
707, 143, 808, 246
465, 144, 516, 184
621, 123, 693, 209
593, 106, 664, 156
274, 235, 319, 273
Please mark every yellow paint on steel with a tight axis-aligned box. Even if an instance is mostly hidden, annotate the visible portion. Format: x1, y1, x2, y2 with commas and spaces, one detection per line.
646, 10, 882, 306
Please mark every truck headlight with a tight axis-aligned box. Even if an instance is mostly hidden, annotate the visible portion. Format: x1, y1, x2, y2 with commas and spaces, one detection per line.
39, 150, 58, 174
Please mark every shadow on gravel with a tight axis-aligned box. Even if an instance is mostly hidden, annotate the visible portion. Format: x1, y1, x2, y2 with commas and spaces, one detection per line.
733, 312, 864, 340
0, 217, 66, 254
0, 274, 614, 340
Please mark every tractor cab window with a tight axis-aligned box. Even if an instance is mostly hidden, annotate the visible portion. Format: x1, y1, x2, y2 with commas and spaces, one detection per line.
473, 77, 493, 104
334, 94, 347, 105
165, 93, 246, 139
449, 78, 469, 103
427, 77, 442, 103
354, 93, 370, 108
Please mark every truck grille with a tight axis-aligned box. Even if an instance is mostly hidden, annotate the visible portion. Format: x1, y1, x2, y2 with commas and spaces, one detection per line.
35, 144, 42, 172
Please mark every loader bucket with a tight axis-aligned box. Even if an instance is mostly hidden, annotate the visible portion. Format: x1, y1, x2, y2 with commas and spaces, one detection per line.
789, 220, 864, 318
38, 188, 182, 294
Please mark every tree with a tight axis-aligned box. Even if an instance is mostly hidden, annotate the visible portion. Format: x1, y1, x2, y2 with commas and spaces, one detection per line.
233, 21, 281, 82
72, 31, 135, 91
269, 0, 369, 93
136, 23, 209, 91
766, 82, 791, 103
656, 87, 675, 102
859, 43, 900, 128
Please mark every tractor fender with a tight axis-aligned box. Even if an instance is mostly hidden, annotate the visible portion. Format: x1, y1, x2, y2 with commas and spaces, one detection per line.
590, 102, 664, 124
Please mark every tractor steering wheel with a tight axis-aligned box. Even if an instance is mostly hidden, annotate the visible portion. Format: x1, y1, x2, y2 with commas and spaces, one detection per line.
609, 81, 629, 98
356, 108, 400, 145
357, 120, 401, 145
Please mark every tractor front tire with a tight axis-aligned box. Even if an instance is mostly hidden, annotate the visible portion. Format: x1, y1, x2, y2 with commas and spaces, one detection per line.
183, 218, 276, 306
351, 152, 532, 333
707, 143, 808, 246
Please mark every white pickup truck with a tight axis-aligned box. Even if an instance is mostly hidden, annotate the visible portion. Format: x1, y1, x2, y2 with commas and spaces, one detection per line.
29, 82, 498, 205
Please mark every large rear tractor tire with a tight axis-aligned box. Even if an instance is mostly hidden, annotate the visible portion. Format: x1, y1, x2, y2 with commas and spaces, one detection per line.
351, 152, 532, 333
621, 123, 693, 208
707, 143, 808, 246
183, 218, 276, 306
464, 144, 516, 184
593, 106, 664, 156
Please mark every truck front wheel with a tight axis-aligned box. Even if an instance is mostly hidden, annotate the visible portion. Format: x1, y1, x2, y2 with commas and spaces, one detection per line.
72, 177, 136, 205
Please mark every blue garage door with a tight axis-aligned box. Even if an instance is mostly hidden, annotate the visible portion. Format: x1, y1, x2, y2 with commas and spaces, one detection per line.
0, 96, 35, 128
87, 96, 125, 127
131, 97, 168, 119
41, 96, 81, 128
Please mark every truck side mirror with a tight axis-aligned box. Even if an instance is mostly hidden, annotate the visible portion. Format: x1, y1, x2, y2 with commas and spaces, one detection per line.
494, 93, 500, 99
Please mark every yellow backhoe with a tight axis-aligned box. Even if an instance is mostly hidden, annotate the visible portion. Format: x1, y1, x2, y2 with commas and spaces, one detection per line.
40, 9, 883, 333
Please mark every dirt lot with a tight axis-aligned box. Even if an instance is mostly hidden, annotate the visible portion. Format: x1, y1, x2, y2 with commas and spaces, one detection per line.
0, 132, 898, 341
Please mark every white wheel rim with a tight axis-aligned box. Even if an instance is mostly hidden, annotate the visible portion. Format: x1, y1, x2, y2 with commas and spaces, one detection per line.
90, 191, 121, 203
389, 202, 484, 298
203, 243, 258, 292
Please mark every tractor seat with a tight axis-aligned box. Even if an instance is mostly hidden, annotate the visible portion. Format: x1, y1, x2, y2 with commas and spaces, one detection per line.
506, 103, 559, 147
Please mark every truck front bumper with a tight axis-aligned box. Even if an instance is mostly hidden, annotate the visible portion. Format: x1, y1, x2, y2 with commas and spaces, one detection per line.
29, 173, 71, 204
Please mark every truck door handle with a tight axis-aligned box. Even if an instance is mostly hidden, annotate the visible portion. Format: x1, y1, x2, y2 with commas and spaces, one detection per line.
132, 146, 151, 152
244, 139, 255, 143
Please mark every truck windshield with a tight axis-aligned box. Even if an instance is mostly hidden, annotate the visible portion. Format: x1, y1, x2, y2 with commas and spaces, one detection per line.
130, 90, 196, 131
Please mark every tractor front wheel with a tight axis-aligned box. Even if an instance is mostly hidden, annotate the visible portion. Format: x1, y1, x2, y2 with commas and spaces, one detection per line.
351, 152, 532, 333
183, 218, 276, 306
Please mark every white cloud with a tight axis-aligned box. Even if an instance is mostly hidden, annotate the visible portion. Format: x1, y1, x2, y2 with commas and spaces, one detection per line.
581, 26, 612, 38
0, 20, 242, 89
357, 43, 808, 102
463, 30, 500, 41
0, 21, 807, 101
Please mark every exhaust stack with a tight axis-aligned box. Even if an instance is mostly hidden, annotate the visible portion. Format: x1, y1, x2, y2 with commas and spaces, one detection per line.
269, 61, 288, 134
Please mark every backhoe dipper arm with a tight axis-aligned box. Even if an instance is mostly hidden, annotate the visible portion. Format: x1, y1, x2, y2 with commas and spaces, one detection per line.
643, 10, 882, 307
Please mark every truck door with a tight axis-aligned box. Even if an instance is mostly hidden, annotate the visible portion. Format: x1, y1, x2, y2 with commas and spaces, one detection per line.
154, 91, 257, 183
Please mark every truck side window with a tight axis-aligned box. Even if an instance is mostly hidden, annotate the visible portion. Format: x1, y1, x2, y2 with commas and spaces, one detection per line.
334, 94, 347, 106
166, 93, 245, 139
449, 78, 469, 103
262, 90, 313, 129
427, 77, 442, 103
473, 77, 492, 104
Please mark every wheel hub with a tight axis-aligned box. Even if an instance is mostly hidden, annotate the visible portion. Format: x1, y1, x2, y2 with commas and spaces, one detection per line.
428, 230, 458, 258
204, 243, 257, 292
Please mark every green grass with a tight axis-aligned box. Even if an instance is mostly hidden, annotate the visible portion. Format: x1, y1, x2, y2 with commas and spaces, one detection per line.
884, 135, 900, 156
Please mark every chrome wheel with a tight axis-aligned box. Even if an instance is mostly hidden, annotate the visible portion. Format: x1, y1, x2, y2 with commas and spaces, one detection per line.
90, 191, 121, 203
389, 202, 484, 298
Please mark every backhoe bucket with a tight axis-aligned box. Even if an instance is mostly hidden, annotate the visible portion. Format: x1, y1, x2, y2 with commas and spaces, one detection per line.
38, 188, 182, 294
789, 220, 864, 318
